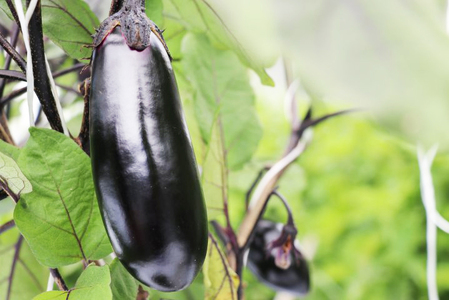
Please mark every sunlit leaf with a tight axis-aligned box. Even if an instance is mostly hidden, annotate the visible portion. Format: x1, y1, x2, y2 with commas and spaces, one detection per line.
0, 228, 48, 300
201, 117, 227, 220
164, 0, 273, 85
14, 128, 112, 267
33, 265, 112, 300
41, 0, 99, 61
0, 150, 32, 197
146, 0, 163, 27
203, 235, 239, 300
182, 33, 262, 170
110, 259, 139, 300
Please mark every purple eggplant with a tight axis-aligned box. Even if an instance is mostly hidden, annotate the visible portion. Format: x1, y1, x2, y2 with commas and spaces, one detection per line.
247, 220, 310, 296
89, 0, 207, 292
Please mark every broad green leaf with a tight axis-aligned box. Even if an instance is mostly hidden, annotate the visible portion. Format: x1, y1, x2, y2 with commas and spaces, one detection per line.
0, 0, 98, 61
164, 0, 273, 86
14, 128, 111, 267
0, 1, 24, 18
201, 117, 226, 220
41, 0, 99, 61
0, 228, 49, 300
203, 236, 239, 300
182, 33, 262, 170
33, 265, 112, 300
0, 151, 32, 196
0, 140, 20, 161
146, 0, 164, 27
110, 259, 139, 300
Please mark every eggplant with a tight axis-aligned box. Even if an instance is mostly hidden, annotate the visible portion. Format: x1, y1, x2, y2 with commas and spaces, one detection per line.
247, 220, 310, 296
89, 0, 208, 292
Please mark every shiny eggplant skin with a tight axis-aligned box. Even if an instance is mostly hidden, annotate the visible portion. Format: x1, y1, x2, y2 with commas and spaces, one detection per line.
247, 220, 310, 296
89, 26, 208, 292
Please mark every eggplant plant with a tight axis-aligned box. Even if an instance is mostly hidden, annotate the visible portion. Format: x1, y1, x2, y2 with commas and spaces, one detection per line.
0, 0, 349, 299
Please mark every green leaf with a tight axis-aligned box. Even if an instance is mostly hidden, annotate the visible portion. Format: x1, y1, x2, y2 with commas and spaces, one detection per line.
203, 236, 239, 300
0, 0, 24, 18
0, 149, 32, 196
165, 0, 273, 86
14, 128, 112, 267
0, 0, 98, 61
41, 0, 99, 61
110, 259, 139, 300
201, 118, 227, 220
146, 0, 164, 27
182, 33, 262, 170
33, 265, 112, 300
0, 140, 20, 161
0, 228, 49, 300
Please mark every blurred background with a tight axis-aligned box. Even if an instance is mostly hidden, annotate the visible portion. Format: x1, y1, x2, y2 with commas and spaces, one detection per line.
1, 0, 449, 299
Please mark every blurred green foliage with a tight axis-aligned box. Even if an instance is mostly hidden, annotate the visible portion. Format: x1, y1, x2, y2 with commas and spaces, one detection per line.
228, 106, 449, 299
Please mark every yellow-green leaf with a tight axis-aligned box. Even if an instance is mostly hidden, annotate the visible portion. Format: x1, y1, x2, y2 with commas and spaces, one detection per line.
203, 236, 239, 300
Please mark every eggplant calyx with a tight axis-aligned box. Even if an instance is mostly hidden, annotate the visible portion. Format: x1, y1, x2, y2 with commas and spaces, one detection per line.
92, 0, 171, 59
266, 224, 299, 269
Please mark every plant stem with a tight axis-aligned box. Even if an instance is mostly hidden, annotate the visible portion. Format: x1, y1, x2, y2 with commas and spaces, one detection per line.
76, 78, 90, 155
0, 25, 21, 98
0, 220, 15, 235
0, 32, 27, 73
27, 0, 65, 133
0, 63, 85, 109
270, 190, 294, 225
0, 70, 26, 81
49, 268, 68, 291
5, 0, 21, 30
6, 235, 23, 300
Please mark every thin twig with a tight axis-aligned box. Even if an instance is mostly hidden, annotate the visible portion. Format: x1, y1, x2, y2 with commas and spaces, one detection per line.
0, 220, 15, 235
75, 78, 90, 155
0, 64, 86, 109
49, 268, 68, 291
245, 168, 268, 211
5, 0, 21, 31
52, 63, 85, 78
6, 235, 23, 300
0, 70, 26, 81
270, 190, 294, 225
0, 33, 27, 73
55, 83, 81, 95
0, 175, 20, 203
0, 25, 21, 98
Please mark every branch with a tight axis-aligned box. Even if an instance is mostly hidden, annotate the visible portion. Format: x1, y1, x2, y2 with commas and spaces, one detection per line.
236, 133, 312, 248
0, 70, 26, 81
270, 190, 294, 225
0, 25, 21, 98
27, 0, 65, 133
52, 63, 85, 78
5, 0, 21, 30
6, 235, 23, 300
0, 220, 15, 235
75, 78, 90, 155
56, 83, 82, 95
0, 176, 20, 203
0, 32, 27, 73
0, 63, 86, 109
49, 268, 68, 291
